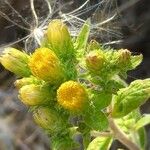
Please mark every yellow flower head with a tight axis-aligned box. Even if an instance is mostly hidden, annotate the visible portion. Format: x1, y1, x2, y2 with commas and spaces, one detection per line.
0, 47, 31, 77
86, 50, 105, 72
29, 47, 64, 84
33, 107, 63, 132
19, 84, 53, 106
57, 81, 88, 111
47, 19, 73, 57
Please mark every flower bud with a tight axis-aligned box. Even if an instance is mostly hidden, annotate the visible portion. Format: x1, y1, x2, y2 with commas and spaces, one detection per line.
29, 47, 64, 84
117, 49, 131, 64
57, 81, 88, 111
19, 84, 54, 106
33, 107, 63, 132
87, 40, 100, 52
0, 47, 31, 77
14, 76, 41, 89
47, 19, 74, 57
86, 50, 105, 72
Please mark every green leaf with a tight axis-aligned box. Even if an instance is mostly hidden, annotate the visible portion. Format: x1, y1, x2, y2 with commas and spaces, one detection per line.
87, 137, 112, 150
92, 91, 112, 110
112, 79, 150, 118
134, 114, 150, 130
83, 108, 108, 131
106, 76, 127, 93
130, 54, 143, 69
75, 19, 90, 51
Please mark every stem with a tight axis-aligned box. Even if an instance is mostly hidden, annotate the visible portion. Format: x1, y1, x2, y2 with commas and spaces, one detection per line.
91, 131, 113, 137
108, 116, 140, 150
83, 132, 91, 150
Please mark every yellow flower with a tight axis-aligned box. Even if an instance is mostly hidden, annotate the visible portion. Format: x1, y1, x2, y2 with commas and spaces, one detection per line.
86, 50, 105, 72
47, 19, 74, 57
29, 47, 64, 84
0, 47, 31, 77
19, 84, 54, 106
57, 81, 88, 111
33, 107, 63, 132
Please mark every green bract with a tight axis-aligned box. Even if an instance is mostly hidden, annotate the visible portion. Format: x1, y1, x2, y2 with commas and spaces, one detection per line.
33, 107, 64, 132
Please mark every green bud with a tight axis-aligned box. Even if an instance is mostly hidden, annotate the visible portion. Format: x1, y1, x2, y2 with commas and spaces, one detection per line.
87, 40, 100, 52
47, 19, 74, 57
112, 79, 150, 118
14, 76, 41, 89
117, 49, 131, 63
116, 49, 143, 76
101, 49, 142, 79
86, 50, 105, 73
33, 107, 64, 132
18, 84, 54, 106
0, 47, 31, 77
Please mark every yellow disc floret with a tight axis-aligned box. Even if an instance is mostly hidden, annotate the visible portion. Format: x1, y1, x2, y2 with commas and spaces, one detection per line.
57, 81, 88, 111
29, 47, 64, 84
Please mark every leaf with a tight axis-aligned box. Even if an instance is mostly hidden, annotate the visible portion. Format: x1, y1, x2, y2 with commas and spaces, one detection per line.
92, 91, 112, 110
134, 114, 150, 130
130, 54, 143, 69
87, 137, 112, 150
115, 110, 146, 150
106, 76, 127, 93
112, 79, 150, 118
83, 108, 108, 131
75, 19, 90, 51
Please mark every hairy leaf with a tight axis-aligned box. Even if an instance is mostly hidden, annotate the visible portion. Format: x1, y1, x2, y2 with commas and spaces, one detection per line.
75, 19, 90, 52
83, 108, 108, 131
87, 137, 112, 150
130, 54, 143, 69
112, 79, 150, 118
134, 114, 150, 130
91, 91, 112, 110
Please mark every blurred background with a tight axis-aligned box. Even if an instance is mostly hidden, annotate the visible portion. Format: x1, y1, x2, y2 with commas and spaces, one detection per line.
0, 0, 150, 149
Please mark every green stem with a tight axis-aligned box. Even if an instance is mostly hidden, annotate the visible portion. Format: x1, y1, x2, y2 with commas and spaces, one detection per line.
83, 132, 91, 150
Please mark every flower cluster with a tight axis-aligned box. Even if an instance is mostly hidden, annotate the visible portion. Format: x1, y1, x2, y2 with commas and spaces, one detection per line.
0, 20, 89, 149
1, 19, 150, 150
